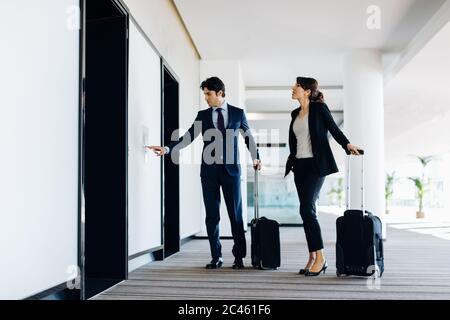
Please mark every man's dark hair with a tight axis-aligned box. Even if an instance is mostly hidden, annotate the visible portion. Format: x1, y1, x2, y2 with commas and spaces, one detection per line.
200, 77, 226, 97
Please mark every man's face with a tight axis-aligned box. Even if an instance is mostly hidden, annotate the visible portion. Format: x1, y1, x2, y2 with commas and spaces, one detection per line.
203, 88, 223, 107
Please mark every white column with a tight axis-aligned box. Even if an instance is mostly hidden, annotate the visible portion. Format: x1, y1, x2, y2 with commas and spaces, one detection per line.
198, 60, 248, 237
443, 153, 450, 218
343, 49, 386, 239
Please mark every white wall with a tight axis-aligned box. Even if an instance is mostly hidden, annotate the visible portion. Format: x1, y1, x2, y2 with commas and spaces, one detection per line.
247, 117, 290, 175
123, 0, 202, 239
0, 0, 80, 299
199, 60, 249, 236
128, 21, 162, 256
441, 153, 450, 215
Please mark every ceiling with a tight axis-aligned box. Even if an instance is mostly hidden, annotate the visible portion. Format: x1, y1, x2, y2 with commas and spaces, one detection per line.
384, 20, 450, 164
174, 0, 446, 85
174, 0, 450, 166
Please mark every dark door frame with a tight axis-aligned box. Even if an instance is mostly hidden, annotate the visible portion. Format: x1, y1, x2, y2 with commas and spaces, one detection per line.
79, 0, 129, 300
161, 62, 181, 258
78, 0, 183, 300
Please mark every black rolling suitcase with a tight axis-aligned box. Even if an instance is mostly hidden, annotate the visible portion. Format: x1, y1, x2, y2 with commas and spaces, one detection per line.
336, 151, 384, 277
250, 168, 281, 270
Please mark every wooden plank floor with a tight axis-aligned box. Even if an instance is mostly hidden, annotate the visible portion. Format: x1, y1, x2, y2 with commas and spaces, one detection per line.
93, 212, 450, 300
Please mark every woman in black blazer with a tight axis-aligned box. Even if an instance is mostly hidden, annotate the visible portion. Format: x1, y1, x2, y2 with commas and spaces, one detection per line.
285, 77, 361, 276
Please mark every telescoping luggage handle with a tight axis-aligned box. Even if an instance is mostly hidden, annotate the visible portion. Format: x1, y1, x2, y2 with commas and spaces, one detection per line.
254, 167, 259, 220
346, 149, 365, 213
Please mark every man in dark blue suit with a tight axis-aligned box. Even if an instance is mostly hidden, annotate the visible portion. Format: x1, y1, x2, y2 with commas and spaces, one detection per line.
148, 77, 261, 269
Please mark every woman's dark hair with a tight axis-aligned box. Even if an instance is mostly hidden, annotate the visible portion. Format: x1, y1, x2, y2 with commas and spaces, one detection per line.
296, 76, 324, 103
200, 76, 226, 97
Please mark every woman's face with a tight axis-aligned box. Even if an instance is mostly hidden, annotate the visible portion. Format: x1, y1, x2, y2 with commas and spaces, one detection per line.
291, 82, 310, 100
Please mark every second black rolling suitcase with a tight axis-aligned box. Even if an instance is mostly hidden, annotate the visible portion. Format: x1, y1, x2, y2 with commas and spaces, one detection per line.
336, 151, 384, 277
250, 168, 281, 270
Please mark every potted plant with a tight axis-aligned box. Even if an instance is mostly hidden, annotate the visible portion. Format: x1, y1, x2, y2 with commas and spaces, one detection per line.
408, 156, 433, 219
407, 177, 426, 218
328, 178, 344, 208
385, 171, 395, 214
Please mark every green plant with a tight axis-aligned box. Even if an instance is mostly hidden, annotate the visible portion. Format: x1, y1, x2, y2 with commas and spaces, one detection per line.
408, 155, 433, 213
385, 171, 396, 213
328, 178, 344, 207
385, 171, 395, 202
407, 177, 426, 213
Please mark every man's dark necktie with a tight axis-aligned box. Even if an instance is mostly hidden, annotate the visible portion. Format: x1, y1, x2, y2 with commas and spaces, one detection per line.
216, 108, 225, 134
216, 108, 226, 162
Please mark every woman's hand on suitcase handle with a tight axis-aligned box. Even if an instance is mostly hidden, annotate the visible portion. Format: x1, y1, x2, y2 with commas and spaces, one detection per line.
347, 144, 363, 155
253, 159, 262, 171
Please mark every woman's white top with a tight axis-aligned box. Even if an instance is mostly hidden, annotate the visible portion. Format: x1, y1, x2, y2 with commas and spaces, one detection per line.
293, 114, 314, 159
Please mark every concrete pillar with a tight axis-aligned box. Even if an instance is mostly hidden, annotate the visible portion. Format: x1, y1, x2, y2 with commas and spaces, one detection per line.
442, 153, 450, 218
343, 49, 386, 238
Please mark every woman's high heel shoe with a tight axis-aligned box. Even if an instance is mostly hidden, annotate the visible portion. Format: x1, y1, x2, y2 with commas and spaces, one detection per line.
298, 268, 309, 275
305, 261, 327, 276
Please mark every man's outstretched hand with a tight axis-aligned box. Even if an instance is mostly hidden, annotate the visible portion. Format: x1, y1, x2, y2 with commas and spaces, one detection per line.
146, 146, 167, 157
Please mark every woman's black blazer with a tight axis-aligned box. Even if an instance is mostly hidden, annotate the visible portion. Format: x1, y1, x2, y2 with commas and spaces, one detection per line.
285, 102, 350, 178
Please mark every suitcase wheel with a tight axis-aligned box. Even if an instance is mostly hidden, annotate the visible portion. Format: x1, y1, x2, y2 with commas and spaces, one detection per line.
336, 271, 347, 277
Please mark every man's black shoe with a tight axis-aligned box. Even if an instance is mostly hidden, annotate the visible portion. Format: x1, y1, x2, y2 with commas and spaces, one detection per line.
232, 258, 245, 269
205, 258, 223, 269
